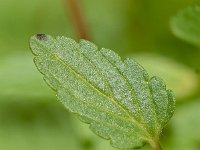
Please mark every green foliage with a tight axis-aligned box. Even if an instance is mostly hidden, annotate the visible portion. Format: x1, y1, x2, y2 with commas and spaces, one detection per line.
0, 0, 200, 149
30, 34, 175, 149
171, 5, 200, 47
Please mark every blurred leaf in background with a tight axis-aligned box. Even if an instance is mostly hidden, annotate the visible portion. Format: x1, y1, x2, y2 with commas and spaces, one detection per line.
0, 0, 200, 149
171, 5, 200, 47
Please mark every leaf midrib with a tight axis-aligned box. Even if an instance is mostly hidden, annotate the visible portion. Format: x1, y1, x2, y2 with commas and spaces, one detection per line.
47, 61, 152, 140
35, 63, 142, 130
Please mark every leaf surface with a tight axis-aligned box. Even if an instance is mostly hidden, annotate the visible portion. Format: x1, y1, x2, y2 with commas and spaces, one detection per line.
171, 6, 200, 47
30, 34, 175, 149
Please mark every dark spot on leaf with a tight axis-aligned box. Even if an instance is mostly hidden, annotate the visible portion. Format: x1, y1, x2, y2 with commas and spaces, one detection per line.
36, 34, 47, 41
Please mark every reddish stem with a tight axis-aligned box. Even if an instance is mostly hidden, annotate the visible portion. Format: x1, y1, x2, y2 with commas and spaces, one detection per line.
65, 0, 90, 40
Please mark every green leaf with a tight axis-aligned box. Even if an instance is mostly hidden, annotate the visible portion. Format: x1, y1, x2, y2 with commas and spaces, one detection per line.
30, 34, 175, 149
171, 5, 200, 47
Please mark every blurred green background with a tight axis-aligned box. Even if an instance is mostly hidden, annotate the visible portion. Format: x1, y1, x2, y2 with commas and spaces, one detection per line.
0, 0, 200, 149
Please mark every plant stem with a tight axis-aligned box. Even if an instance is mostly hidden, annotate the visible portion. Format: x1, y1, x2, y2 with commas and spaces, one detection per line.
65, 0, 90, 40
149, 140, 163, 150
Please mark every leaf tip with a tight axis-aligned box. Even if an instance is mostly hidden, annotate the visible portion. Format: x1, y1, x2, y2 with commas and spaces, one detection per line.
30, 34, 53, 56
